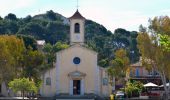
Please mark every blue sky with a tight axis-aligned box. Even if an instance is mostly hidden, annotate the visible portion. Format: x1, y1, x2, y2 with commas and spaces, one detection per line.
0, 0, 170, 32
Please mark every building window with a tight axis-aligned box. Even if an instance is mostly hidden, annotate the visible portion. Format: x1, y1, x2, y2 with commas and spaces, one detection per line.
103, 78, 108, 85
136, 68, 139, 77
74, 23, 80, 33
46, 77, 51, 85
73, 57, 81, 65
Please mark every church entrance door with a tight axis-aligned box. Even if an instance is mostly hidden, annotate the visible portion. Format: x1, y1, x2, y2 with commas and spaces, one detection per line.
73, 80, 81, 95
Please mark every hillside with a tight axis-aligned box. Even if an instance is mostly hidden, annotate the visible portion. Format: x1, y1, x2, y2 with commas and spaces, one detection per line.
0, 10, 140, 66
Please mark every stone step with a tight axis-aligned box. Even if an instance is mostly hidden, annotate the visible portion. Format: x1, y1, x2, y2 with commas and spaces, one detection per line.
55, 95, 96, 99
56, 99, 94, 100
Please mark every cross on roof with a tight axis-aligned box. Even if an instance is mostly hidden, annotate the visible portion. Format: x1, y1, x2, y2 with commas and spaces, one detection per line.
76, 0, 79, 10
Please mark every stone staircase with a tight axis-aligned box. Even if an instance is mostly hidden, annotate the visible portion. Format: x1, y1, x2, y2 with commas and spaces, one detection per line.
54, 94, 107, 100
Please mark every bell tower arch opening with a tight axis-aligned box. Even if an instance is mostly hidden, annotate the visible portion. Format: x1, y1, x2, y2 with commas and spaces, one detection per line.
69, 10, 85, 45
74, 23, 80, 33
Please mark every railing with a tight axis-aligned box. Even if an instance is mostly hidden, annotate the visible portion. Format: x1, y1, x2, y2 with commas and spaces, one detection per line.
129, 75, 161, 79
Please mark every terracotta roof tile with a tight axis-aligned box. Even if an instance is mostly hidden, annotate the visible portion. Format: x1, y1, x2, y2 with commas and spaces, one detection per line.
69, 10, 85, 19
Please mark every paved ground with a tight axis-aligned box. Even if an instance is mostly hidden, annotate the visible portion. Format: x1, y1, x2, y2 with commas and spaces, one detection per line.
0, 97, 94, 100
0, 97, 37, 99
56, 99, 94, 100
0, 97, 162, 100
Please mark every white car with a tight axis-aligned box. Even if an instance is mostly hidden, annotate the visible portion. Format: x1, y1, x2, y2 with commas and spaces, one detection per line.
115, 91, 125, 99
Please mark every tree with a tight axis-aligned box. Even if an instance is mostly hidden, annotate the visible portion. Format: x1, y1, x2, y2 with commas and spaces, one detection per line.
43, 42, 69, 68
46, 10, 57, 21
17, 34, 37, 50
137, 16, 170, 99
4, 13, 17, 21
8, 78, 37, 99
107, 49, 130, 89
137, 32, 170, 99
53, 41, 69, 52
23, 49, 45, 81
159, 34, 170, 52
0, 35, 25, 83
23, 15, 32, 23
0, 16, 2, 20
125, 81, 144, 97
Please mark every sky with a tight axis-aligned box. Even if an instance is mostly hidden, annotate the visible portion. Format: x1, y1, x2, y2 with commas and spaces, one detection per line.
0, 0, 170, 32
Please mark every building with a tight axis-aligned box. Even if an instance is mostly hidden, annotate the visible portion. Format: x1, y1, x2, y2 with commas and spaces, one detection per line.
37, 40, 46, 52
128, 58, 161, 85
40, 10, 110, 97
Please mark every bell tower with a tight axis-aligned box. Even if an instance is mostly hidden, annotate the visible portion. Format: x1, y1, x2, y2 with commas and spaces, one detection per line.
69, 10, 85, 45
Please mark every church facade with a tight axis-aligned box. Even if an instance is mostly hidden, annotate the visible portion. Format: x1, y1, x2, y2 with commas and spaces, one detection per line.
40, 10, 110, 97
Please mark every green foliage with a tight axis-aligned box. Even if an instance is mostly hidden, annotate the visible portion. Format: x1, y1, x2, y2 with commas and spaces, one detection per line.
8, 78, 37, 99
4, 13, 17, 21
43, 43, 53, 53
17, 34, 37, 50
98, 59, 108, 67
138, 16, 170, 99
22, 48, 45, 80
46, 10, 63, 21
159, 34, 170, 52
107, 67, 116, 86
53, 42, 69, 52
149, 16, 170, 35
42, 42, 69, 69
85, 21, 139, 66
125, 81, 144, 97
0, 35, 44, 91
107, 49, 130, 87
0, 35, 25, 82
0, 16, 2, 20
8, 78, 37, 93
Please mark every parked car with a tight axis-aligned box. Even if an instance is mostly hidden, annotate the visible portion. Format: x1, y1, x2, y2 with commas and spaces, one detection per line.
115, 91, 125, 99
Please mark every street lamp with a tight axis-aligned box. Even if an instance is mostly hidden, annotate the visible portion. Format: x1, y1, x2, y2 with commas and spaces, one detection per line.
130, 50, 134, 63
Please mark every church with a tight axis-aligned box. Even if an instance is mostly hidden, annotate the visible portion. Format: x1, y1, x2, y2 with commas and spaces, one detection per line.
40, 10, 111, 97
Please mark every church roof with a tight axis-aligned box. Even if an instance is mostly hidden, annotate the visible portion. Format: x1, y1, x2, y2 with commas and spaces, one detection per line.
37, 40, 45, 46
69, 10, 85, 19
56, 44, 98, 55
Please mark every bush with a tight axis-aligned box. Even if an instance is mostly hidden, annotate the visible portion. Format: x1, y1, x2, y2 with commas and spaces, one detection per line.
125, 81, 144, 97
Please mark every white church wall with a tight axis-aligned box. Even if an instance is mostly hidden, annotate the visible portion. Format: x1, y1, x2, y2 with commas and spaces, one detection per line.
1, 82, 8, 96
40, 66, 57, 97
99, 67, 111, 96
56, 45, 98, 95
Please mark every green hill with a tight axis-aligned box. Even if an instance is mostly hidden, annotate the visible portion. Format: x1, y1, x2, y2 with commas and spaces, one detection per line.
0, 10, 140, 67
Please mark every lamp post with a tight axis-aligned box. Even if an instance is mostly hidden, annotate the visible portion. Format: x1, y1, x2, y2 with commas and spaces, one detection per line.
130, 50, 134, 63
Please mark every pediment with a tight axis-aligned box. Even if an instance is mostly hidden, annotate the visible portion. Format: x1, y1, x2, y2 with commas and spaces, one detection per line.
57, 44, 97, 55
68, 71, 86, 77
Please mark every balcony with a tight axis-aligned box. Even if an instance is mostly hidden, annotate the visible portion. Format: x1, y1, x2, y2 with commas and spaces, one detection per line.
129, 75, 161, 79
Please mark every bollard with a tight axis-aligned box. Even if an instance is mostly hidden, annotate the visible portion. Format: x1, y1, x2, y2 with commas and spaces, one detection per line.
110, 94, 114, 100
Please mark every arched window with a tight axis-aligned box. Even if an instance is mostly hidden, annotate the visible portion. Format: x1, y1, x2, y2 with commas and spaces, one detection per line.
74, 23, 80, 33
46, 77, 51, 85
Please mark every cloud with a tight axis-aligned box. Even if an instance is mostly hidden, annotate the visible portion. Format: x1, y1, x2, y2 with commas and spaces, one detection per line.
0, 0, 36, 17
81, 6, 148, 32
110, 11, 149, 31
